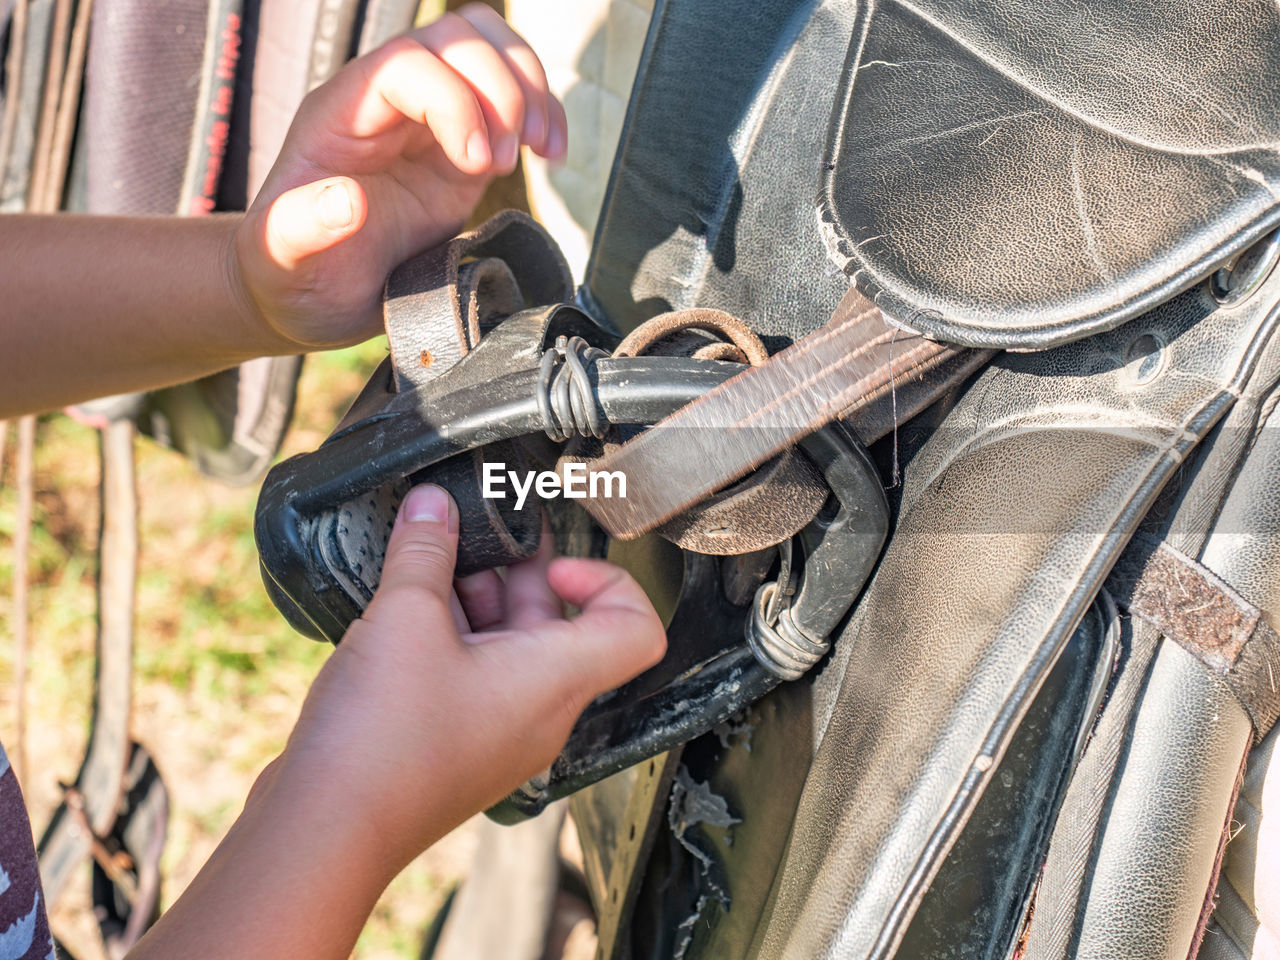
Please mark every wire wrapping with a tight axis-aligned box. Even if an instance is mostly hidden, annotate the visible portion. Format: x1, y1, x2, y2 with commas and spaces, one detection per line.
537, 335, 611, 441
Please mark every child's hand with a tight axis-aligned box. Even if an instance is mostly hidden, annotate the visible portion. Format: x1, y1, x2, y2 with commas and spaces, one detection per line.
233, 5, 567, 352
272, 485, 666, 868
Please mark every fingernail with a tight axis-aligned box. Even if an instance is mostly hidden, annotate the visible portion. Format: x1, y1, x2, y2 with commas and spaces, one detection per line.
547, 122, 566, 159
466, 130, 491, 166
317, 182, 353, 229
402, 485, 451, 525
522, 109, 546, 149
496, 135, 519, 170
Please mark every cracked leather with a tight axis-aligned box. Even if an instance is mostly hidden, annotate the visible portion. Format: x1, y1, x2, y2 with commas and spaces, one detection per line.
566, 1, 1280, 956
740, 265, 1280, 959
819, 0, 1280, 349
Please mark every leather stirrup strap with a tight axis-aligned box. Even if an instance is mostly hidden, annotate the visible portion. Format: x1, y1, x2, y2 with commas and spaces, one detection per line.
383, 210, 573, 392
1106, 533, 1280, 742
579, 286, 979, 539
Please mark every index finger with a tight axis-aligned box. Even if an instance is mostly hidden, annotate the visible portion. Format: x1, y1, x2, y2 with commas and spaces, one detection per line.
297, 35, 491, 174
503, 526, 564, 629
541, 558, 668, 699
454, 4, 559, 153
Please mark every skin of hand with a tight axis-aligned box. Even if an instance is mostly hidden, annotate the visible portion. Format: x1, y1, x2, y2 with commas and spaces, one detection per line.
286, 484, 668, 858
0, 6, 566, 416
125, 485, 667, 960
233, 3, 568, 351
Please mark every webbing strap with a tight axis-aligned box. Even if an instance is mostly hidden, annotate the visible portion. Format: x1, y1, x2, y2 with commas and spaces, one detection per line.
1107, 534, 1280, 741
383, 209, 573, 392
82, 0, 218, 214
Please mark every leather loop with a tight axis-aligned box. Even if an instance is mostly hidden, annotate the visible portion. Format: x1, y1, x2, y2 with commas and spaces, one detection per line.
1107, 534, 1280, 742
607, 308, 830, 554
383, 209, 574, 392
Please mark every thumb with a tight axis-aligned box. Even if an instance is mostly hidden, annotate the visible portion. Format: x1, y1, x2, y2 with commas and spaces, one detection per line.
374, 485, 460, 603
262, 176, 368, 270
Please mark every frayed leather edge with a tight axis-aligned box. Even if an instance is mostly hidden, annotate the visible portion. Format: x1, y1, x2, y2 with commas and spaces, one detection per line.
1187, 744, 1251, 960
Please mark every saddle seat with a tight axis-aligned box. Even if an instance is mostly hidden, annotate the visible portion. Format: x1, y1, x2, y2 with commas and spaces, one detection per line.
821, 0, 1280, 349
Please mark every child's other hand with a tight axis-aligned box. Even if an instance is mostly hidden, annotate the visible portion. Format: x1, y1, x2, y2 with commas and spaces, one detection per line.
272, 485, 666, 868
233, 5, 566, 352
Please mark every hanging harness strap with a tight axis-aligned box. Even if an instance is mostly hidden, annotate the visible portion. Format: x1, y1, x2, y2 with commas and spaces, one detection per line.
1107, 534, 1280, 742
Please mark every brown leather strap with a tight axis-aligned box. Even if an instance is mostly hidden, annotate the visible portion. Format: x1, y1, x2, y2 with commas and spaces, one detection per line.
384, 209, 573, 392
364, 211, 573, 579
581, 287, 969, 539
1107, 534, 1280, 741
609, 308, 829, 554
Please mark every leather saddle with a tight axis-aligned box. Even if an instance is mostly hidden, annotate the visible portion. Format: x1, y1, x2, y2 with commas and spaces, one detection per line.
577, 2, 1280, 959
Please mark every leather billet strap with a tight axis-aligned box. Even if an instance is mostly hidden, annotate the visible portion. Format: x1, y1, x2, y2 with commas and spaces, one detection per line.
384, 210, 574, 392
580, 286, 975, 539
1106, 534, 1280, 742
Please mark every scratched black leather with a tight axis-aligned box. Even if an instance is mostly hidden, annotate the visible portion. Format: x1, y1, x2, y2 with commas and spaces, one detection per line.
582, 0, 858, 352
740, 264, 1280, 959
1022, 323, 1280, 960
819, 0, 1280, 349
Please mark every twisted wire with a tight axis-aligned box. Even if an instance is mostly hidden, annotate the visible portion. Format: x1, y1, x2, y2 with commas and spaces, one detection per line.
537, 335, 611, 441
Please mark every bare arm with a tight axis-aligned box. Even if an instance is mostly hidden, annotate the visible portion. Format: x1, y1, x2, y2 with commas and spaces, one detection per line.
0, 3, 567, 419
0, 214, 281, 417
62, 10, 655, 959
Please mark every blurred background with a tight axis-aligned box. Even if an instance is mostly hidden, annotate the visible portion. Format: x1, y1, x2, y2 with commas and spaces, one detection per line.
0, 0, 652, 955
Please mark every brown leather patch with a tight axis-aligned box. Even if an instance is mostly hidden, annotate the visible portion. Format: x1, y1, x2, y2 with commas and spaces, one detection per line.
1107, 535, 1280, 741
1122, 542, 1257, 672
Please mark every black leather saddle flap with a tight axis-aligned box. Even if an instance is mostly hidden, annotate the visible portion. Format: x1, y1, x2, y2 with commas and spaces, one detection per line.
819, 0, 1280, 351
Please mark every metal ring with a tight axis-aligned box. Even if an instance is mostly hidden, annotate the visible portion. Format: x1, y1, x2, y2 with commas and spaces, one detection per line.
614, 308, 769, 366
1212, 228, 1280, 306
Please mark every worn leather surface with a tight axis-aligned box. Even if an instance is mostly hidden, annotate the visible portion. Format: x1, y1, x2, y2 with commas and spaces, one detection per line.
651, 598, 1109, 960
384, 209, 573, 392
1021, 610, 1159, 960
819, 0, 1280, 349
1066, 641, 1251, 960
1105, 535, 1280, 741
741, 265, 1280, 959
565, 2, 1280, 956
1200, 726, 1280, 960
892, 602, 1111, 960
1192, 392, 1280, 960
583, 0, 857, 352
1000, 288, 1280, 960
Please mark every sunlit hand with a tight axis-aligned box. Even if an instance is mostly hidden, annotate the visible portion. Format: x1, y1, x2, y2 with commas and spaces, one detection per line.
274, 485, 666, 868
233, 4, 567, 351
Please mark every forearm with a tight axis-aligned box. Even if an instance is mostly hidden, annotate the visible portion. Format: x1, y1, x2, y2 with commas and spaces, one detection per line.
0, 214, 296, 418
126, 754, 403, 960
